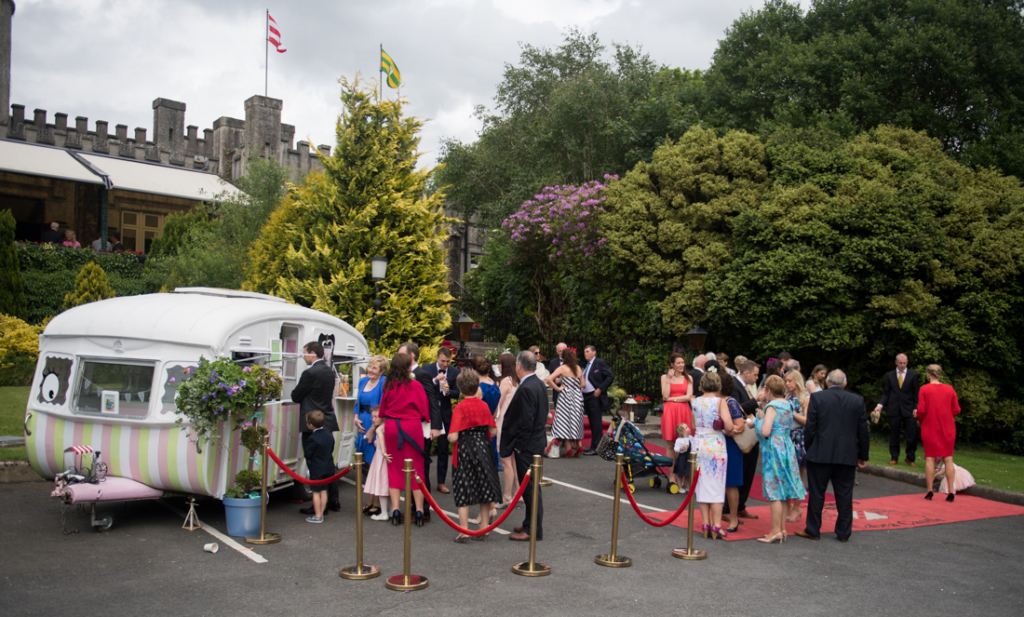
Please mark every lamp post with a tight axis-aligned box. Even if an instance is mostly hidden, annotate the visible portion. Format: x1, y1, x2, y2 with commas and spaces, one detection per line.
371, 256, 388, 344
454, 312, 473, 363
686, 324, 707, 352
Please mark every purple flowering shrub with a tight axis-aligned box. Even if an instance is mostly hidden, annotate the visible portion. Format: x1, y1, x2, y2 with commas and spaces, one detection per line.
175, 357, 283, 449
502, 178, 614, 268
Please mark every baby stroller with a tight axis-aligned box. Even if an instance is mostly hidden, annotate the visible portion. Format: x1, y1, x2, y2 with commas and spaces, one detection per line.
596, 415, 677, 494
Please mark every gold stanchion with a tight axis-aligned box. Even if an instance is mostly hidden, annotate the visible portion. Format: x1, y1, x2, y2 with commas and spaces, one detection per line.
539, 478, 553, 487
246, 433, 281, 545
340, 453, 380, 580
595, 452, 631, 567
385, 459, 428, 591
513, 455, 551, 576
672, 451, 705, 560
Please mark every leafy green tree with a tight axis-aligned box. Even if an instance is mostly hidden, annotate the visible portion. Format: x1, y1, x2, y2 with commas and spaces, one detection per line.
63, 262, 115, 310
0, 209, 27, 319
602, 126, 770, 334
704, 0, 1024, 178
244, 77, 454, 352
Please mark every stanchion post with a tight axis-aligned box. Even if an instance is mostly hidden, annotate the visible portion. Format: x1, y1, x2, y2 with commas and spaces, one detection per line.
246, 432, 281, 545
340, 452, 380, 580
513, 454, 551, 576
385, 459, 428, 591
595, 452, 632, 567
672, 451, 706, 560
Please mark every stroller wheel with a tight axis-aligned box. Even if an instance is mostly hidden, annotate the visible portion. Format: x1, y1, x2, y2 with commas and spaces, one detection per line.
627, 484, 636, 494
668, 482, 680, 495
650, 477, 662, 489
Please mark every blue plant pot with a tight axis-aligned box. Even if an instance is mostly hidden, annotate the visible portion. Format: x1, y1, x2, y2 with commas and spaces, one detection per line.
223, 495, 265, 537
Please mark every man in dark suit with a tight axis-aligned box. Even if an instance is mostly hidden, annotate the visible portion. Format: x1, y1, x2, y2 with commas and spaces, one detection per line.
580, 345, 615, 455
548, 343, 566, 409
292, 341, 341, 515
689, 354, 707, 398
874, 353, 920, 466
40, 221, 62, 244
797, 369, 870, 542
397, 341, 440, 522
423, 346, 459, 494
723, 359, 762, 520
501, 351, 547, 541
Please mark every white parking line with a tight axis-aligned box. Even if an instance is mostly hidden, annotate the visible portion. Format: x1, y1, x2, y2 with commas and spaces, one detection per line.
342, 476, 513, 535
544, 476, 668, 512
159, 501, 268, 564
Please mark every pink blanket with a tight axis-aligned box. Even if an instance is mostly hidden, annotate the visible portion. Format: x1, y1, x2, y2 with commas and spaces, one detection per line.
63, 477, 164, 504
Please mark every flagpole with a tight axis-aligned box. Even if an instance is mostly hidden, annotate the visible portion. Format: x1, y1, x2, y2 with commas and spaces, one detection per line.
379, 43, 382, 103
268, 8, 272, 96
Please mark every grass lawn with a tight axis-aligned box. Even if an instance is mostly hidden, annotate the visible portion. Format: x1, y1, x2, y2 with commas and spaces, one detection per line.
868, 435, 1024, 494
0, 386, 30, 461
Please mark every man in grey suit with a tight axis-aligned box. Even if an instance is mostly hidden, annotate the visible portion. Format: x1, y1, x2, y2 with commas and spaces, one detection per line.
501, 351, 547, 541
292, 341, 341, 515
796, 369, 869, 542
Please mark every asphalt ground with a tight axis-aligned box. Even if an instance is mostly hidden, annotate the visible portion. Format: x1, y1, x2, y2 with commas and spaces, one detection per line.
2, 451, 1023, 617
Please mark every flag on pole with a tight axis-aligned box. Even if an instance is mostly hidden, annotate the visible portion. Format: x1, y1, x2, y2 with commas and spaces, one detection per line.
381, 49, 401, 88
268, 14, 287, 53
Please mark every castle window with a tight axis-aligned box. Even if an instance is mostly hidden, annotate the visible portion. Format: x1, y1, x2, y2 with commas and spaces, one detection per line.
121, 210, 164, 253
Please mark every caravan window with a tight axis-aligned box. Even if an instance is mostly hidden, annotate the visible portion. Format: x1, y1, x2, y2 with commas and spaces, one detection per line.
161, 363, 197, 414
74, 360, 156, 418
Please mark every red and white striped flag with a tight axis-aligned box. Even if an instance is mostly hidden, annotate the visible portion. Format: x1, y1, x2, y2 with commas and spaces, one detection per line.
268, 14, 287, 53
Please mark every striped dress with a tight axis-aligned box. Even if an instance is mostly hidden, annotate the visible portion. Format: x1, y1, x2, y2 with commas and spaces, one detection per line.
552, 376, 585, 440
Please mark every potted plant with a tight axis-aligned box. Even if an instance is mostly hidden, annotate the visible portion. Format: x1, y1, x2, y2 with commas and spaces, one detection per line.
175, 357, 282, 535
633, 395, 653, 424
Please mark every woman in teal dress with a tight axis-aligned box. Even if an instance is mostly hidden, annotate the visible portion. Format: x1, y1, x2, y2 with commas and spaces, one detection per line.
755, 375, 807, 544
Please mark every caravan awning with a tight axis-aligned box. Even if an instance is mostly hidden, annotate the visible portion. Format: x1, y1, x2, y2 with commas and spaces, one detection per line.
0, 139, 105, 184
78, 153, 241, 202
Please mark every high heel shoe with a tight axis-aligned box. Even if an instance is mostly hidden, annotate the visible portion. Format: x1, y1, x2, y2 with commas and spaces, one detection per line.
454, 533, 470, 543
390, 509, 403, 526
925, 491, 934, 500
758, 531, 786, 544
716, 526, 728, 540
946, 492, 955, 502
702, 523, 711, 538
575, 446, 584, 458
414, 510, 425, 527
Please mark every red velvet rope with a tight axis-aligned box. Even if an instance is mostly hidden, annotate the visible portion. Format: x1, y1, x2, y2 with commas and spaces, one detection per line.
267, 447, 351, 485
416, 473, 532, 536
621, 469, 700, 527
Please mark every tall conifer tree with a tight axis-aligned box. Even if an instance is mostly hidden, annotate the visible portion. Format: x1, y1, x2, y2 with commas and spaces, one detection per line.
245, 77, 454, 352
0, 210, 28, 319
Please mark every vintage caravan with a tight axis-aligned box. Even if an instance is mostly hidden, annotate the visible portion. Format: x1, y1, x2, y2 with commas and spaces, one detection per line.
25, 288, 368, 507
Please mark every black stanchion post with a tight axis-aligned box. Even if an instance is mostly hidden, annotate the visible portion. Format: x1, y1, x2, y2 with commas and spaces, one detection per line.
595, 452, 632, 567
340, 452, 380, 580
385, 459, 428, 591
512, 455, 551, 576
246, 433, 281, 545
672, 451, 706, 560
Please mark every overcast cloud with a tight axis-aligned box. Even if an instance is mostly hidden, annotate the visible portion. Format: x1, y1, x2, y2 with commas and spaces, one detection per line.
10, 0, 810, 169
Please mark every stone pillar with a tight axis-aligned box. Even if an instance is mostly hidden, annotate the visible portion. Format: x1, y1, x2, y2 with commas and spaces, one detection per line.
203, 128, 213, 157
135, 127, 147, 143
243, 95, 283, 161
75, 116, 88, 134
0, 0, 14, 128
152, 97, 186, 154
55, 112, 68, 131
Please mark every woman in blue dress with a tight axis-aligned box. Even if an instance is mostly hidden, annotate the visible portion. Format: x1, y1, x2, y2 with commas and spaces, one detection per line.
755, 375, 807, 544
354, 355, 387, 514
714, 365, 747, 533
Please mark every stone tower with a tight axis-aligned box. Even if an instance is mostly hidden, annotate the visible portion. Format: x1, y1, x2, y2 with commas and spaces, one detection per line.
0, 0, 14, 128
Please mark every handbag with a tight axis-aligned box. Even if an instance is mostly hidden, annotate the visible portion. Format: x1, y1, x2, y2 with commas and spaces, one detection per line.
733, 417, 758, 453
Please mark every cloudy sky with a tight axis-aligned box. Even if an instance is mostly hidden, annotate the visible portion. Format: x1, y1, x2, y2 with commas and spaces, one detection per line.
10, 0, 809, 169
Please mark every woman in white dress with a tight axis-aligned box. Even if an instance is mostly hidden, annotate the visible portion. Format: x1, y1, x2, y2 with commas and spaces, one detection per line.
546, 348, 586, 458
495, 352, 520, 508
689, 372, 735, 540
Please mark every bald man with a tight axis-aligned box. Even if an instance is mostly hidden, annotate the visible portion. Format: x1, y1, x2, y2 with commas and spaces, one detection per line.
875, 354, 920, 466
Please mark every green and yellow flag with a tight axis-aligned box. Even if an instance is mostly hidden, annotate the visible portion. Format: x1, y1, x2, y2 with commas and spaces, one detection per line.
381, 48, 401, 88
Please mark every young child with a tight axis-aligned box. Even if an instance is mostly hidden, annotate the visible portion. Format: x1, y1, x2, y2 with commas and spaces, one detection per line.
304, 410, 335, 523
362, 407, 392, 521
673, 423, 693, 490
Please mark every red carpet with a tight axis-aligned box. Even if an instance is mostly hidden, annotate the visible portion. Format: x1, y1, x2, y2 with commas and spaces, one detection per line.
647, 493, 1024, 541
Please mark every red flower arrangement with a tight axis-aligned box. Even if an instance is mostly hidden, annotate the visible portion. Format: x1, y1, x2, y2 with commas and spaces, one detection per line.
633, 395, 651, 403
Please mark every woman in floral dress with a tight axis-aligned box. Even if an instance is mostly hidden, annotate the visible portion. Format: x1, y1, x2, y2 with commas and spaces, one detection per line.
784, 370, 809, 522
689, 372, 734, 540
755, 375, 807, 544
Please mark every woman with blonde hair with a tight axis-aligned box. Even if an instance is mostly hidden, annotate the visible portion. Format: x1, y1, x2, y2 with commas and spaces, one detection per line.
755, 375, 806, 543
916, 364, 961, 501
689, 372, 734, 540
354, 355, 388, 515
784, 370, 810, 521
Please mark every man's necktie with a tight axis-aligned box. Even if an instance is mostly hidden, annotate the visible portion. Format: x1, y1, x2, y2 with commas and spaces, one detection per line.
898, 371, 904, 388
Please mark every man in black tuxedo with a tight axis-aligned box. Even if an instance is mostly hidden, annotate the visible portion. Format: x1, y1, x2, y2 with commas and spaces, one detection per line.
292, 341, 341, 515
501, 351, 547, 541
397, 341, 440, 522
874, 353, 920, 466
40, 221, 62, 244
723, 359, 761, 520
580, 345, 615, 455
797, 369, 870, 542
548, 343, 566, 409
423, 346, 459, 494
689, 354, 707, 398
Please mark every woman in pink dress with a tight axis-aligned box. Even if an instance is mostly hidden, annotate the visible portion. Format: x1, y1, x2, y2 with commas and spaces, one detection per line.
660, 353, 694, 488
915, 364, 961, 502
380, 352, 430, 525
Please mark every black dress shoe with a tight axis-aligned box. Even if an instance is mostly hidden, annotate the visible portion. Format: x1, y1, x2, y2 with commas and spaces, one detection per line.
582, 449, 598, 456
837, 538, 849, 543
327, 502, 341, 512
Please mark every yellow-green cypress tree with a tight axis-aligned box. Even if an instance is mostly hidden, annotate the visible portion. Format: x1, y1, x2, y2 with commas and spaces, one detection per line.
62, 262, 116, 310
0, 209, 27, 319
244, 77, 454, 352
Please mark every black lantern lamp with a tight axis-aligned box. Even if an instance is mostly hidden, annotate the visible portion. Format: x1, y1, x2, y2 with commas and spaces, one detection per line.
686, 324, 708, 351
371, 256, 388, 343
454, 312, 474, 360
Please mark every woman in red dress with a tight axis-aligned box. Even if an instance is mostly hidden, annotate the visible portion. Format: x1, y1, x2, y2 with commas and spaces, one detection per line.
915, 364, 961, 502
380, 352, 430, 524
660, 353, 694, 488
